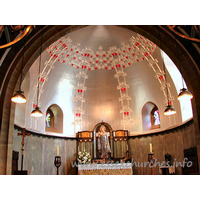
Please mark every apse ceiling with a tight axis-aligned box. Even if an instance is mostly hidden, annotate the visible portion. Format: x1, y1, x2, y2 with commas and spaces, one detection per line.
15, 25, 188, 137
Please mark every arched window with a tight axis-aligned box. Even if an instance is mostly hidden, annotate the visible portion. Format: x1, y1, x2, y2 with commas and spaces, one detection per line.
142, 102, 160, 131
45, 104, 63, 133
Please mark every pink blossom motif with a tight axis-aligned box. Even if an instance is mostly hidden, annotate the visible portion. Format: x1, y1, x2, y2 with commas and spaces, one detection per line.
75, 113, 81, 117
135, 42, 140, 46
159, 76, 164, 80
40, 78, 45, 83
33, 104, 37, 108
121, 88, 126, 92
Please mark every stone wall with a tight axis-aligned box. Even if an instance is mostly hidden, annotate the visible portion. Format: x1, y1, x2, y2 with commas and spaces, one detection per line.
128, 120, 196, 175
13, 127, 77, 175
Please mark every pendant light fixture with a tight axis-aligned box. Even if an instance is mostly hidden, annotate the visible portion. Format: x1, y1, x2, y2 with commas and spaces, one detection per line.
11, 39, 27, 103
30, 27, 44, 117
164, 104, 176, 116
175, 38, 193, 101
158, 26, 176, 116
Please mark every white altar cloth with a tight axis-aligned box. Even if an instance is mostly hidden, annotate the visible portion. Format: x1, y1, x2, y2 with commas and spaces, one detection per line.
78, 163, 132, 171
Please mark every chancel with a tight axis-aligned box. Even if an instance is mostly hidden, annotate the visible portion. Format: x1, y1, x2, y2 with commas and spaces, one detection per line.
0, 25, 200, 175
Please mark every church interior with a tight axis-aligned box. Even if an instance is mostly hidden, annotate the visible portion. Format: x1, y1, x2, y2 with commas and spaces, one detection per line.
0, 25, 200, 176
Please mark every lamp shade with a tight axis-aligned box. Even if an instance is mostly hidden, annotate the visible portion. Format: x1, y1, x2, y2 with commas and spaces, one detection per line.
30, 107, 43, 117
11, 90, 27, 103
164, 105, 176, 116
177, 88, 193, 101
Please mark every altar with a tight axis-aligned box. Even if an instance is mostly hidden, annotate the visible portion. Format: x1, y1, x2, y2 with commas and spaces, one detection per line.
77, 121, 132, 175
77, 121, 129, 160
78, 162, 133, 175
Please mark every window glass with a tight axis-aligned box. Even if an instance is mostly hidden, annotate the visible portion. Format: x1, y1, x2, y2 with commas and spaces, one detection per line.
153, 109, 160, 126
45, 109, 53, 128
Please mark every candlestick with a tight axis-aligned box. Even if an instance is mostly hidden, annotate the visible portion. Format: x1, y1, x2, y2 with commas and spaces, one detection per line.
57, 146, 59, 155
150, 143, 152, 153
54, 156, 61, 175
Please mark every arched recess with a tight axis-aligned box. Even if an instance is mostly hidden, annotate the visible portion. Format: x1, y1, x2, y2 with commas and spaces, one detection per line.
45, 104, 63, 134
142, 102, 161, 132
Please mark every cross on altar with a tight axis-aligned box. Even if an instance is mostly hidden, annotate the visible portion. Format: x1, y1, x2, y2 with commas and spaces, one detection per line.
17, 128, 30, 171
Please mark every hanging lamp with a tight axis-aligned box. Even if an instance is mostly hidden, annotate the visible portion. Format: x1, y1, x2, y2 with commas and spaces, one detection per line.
175, 38, 193, 101
11, 39, 27, 103
30, 27, 43, 117
30, 106, 43, 117
158, 26, 176, 116
164, 104, 177, 116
